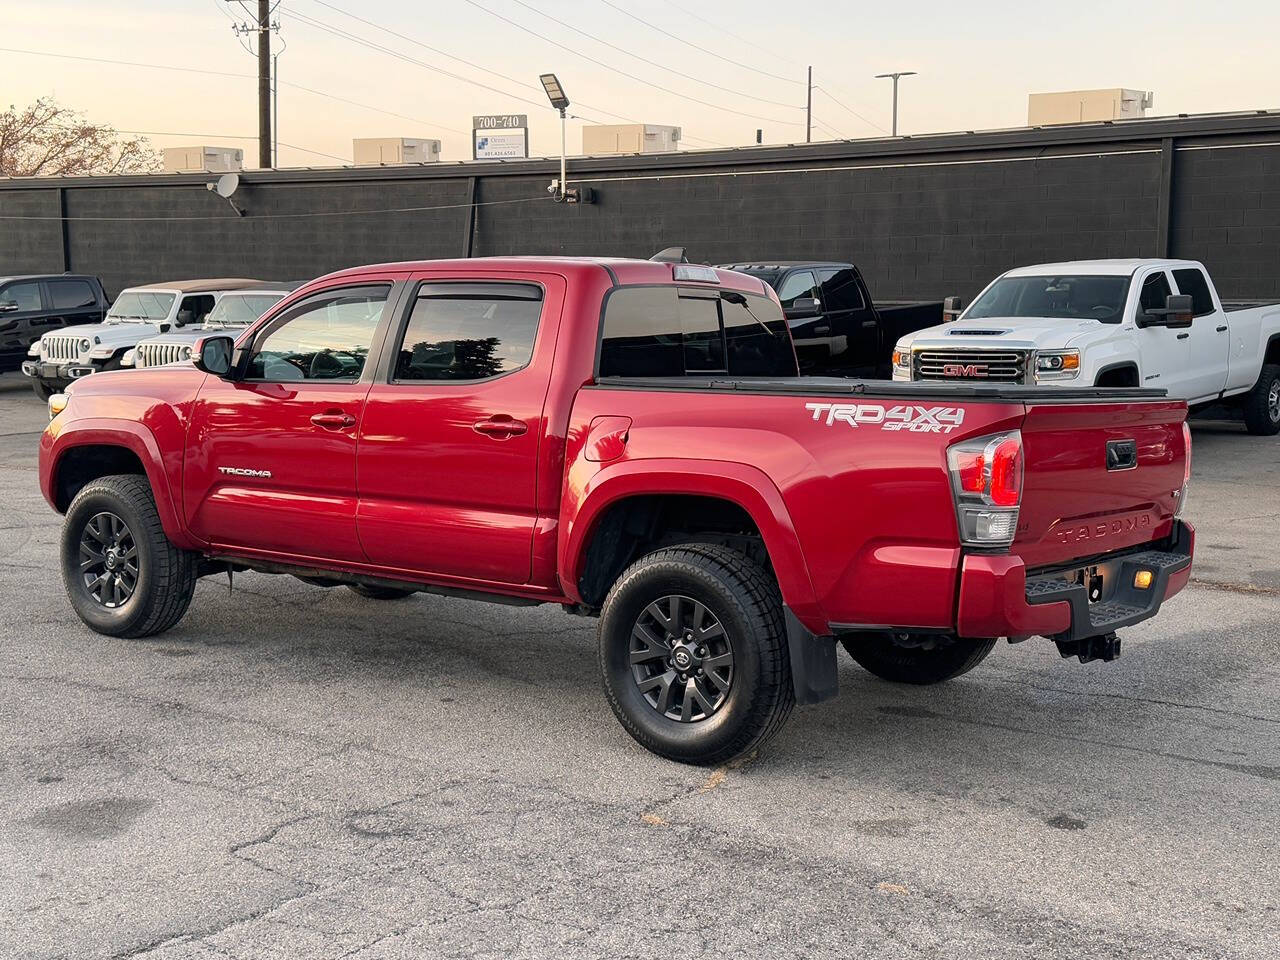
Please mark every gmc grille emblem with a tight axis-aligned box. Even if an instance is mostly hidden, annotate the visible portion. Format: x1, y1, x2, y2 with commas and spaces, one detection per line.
941, 363, 988, 378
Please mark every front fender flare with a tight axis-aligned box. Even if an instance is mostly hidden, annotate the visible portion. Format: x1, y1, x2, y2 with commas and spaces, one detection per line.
40, 417, 203, 550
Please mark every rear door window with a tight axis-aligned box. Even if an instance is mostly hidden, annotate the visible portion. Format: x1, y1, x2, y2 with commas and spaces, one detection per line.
816, 268, 865, 312
393, 282, 542, 382
599, 286, 796, 378
49, 279, 96, 310
1172, 268, 1216, 317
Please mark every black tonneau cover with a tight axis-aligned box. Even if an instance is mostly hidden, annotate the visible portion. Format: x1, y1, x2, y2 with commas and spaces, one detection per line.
594, 376, 1169, 403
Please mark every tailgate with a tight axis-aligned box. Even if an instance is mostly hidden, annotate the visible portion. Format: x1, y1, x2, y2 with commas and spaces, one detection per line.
1013, 399, 1188, 570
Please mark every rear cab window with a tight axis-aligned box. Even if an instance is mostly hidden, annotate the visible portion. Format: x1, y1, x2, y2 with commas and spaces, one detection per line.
1172, 268, 1216, 317
598, 285, 797, 379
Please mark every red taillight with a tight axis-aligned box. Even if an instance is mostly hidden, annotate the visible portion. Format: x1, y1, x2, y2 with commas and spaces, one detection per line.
947, 430, 1023, 547
988, 434, 1023, 507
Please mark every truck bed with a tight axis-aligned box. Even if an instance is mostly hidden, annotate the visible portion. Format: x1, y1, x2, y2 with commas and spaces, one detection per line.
596, 375, 1168, 402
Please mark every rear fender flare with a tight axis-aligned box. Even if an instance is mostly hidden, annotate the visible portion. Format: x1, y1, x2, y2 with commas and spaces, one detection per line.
558, 457, 826, 633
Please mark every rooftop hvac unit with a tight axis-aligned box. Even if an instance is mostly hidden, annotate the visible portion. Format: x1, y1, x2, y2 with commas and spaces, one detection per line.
353, 138, 443, 165
162, 146, 244, 174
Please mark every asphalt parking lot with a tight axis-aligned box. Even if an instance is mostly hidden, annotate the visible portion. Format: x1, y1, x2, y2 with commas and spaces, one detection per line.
0, 372, 1276, 959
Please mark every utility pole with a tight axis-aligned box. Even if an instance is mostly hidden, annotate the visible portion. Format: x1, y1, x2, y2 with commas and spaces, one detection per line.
874, 71, 917, 137
257, 0, 272, 168
805, 66, 813, 143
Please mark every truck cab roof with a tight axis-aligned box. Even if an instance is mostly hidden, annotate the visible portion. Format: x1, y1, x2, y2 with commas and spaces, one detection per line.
1002, 258, 1207, 277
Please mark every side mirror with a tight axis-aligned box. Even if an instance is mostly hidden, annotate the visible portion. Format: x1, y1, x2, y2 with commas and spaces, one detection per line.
0, 301, 18, 313
1140, 293, 1194, 329
942, 295, 964, 320
785, 297, 822, 320
193, 335, 236, 378
174, 309, 196, 328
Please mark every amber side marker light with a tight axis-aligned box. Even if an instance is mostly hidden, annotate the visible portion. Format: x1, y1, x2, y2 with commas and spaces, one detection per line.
1134, 570, 1154, 590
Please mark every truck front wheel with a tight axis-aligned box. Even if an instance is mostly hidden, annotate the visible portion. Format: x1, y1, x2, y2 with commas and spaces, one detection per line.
598, 544, 794, 765
1242, 363, 1280, 436
31, 380, 54, 401
841, 632, 996, 685
60, 475, 198, 638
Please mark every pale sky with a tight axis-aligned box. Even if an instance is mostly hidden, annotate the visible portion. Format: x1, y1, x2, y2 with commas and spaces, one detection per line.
4, 0, 1279, 168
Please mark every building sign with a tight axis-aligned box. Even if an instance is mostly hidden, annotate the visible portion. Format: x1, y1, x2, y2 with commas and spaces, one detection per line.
472, 115, 529, 160
473, 114, 528, 130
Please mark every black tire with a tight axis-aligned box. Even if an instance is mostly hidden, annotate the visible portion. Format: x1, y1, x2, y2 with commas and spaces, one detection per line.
32, 380, 54, 401
61, 474, 198, 638
1242, 363, 1280, 436
840, 632, 997, 685
347, 583, 416, 600
598, 543, 793, 766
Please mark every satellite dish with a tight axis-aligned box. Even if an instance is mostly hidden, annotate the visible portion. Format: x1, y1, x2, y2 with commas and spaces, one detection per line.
212, 173, 240, 199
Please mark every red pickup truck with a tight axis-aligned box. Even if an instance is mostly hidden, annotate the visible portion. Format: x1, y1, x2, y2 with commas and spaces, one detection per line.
39, 257, 1194, 764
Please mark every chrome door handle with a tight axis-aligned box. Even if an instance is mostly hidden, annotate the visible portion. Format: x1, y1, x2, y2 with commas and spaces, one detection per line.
473, 416, 528, 438
311, 411, 356, 430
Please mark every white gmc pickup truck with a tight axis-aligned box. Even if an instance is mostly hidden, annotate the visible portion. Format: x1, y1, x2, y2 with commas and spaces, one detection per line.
893, 259, 1280, 435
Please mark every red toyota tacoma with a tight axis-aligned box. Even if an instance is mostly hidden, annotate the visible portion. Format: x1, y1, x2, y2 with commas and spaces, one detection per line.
39, 257, 1194, 764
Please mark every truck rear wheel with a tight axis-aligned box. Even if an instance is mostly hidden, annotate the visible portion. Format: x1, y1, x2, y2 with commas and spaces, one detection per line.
598, 544, 793, 766
1242, 363, 1280, 436
840, 632, 996, 685
60, 475, 198, 638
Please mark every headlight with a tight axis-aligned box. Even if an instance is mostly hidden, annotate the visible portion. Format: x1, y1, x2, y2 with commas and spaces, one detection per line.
79, 338, 93, 355
892, 346, 912, 377
48, 393, 69, 421
121, 348, 136, 367
1034, 350, 1080, 379
182, 346, 192, 359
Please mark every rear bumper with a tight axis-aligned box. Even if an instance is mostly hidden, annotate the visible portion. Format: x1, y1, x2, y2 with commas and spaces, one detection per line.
956, 520, 1194, 641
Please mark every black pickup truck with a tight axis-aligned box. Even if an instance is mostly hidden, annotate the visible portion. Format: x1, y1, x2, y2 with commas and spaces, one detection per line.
715, 260, 950, 377
0, 274, 109, 373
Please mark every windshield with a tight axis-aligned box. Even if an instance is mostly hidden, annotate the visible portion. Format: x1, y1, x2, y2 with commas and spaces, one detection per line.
106, 291, 176, 323
965, 275, 1132, 323
202, 293, 286, 328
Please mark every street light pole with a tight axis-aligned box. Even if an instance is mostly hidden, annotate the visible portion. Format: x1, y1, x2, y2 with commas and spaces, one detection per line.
874, 71, 917, 136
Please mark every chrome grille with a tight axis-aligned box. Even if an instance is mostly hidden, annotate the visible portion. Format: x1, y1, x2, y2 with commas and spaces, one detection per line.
914, 349, 1028, 383
42, 335, 83, 362
136, 342, 192, 368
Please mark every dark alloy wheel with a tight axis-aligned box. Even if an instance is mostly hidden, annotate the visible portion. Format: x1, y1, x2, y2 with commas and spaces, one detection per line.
61, 474, 198, 638
599, 543, 793, 766
840, 631, 997, 685
79, 512, 139, 608
630, 594, 734, 723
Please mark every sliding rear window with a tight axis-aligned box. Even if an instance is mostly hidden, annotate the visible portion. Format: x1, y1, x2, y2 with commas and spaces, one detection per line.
598, 286, 796, 378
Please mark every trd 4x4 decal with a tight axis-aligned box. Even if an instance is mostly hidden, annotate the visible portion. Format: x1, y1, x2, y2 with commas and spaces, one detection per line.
805, 402, 966, 434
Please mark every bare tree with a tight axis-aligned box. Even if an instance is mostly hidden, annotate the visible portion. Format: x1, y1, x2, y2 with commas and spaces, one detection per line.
0, 98, 160, 178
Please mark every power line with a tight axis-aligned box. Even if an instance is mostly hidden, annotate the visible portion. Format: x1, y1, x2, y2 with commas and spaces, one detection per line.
813, 83, 890, 135
301, 0, 724, 147
652, 0, 805, 69
0, 46, 466, 137
454, 0, 804, 126
110, 129, 349, 163
0, 195, 552, 222
499, 0, 800, 109
595, 0, 802, 85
